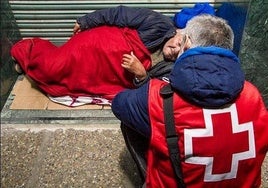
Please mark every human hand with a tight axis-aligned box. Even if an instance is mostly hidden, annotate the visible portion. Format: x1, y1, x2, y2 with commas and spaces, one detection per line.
122, 52, 147, 81
73, 22, 81, 35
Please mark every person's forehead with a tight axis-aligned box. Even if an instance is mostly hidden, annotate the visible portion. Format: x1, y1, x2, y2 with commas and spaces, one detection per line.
174, 30, 184, 40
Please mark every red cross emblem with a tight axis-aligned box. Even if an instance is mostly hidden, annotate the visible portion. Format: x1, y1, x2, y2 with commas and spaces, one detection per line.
184, 104, 255, 182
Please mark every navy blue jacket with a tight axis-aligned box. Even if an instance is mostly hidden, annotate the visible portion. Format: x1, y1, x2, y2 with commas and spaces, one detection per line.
77, 5, 177, 53
112, 47, 245, 137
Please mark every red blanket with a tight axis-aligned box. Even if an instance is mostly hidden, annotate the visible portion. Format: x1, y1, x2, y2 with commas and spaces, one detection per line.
11, 26, 151, 100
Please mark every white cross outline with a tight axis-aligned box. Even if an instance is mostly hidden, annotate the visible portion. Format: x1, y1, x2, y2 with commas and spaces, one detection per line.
184, 104, 255, 182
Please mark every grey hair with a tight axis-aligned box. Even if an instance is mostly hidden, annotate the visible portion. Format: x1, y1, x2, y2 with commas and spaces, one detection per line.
182, 14, 234, 50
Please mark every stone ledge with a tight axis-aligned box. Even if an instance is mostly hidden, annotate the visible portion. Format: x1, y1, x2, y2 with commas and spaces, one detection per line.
1, 124, 142, 188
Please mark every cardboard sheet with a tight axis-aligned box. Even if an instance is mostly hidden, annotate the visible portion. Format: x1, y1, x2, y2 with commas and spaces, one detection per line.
9, 76, 110, 110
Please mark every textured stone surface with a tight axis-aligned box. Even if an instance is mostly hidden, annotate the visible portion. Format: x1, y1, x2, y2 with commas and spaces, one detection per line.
1, 124, 268, 188
1, 125, 142, 188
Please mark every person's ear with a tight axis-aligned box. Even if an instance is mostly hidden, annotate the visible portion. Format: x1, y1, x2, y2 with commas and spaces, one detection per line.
184, 35, 191, 50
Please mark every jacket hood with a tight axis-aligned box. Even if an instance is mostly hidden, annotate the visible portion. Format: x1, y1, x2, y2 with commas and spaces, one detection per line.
169, 46, 245, 108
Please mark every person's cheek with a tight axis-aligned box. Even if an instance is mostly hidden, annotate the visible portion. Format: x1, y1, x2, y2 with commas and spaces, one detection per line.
162, 47, 168, 57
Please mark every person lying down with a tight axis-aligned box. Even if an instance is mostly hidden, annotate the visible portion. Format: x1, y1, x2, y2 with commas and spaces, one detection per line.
10, 26, 152, 106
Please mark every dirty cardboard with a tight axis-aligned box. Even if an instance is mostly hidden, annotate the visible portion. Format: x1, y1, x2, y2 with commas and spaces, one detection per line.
10, 76, 109, 110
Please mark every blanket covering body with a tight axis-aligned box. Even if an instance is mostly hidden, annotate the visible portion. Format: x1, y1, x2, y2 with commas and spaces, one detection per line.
11, 26, 152, 101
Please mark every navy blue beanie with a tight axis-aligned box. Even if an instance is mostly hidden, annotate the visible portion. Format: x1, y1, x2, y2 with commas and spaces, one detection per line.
174, 3, 215, 28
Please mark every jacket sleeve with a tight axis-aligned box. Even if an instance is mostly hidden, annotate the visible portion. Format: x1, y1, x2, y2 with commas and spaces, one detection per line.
76, 6, 176, 49
111, 82, 151, 137
77, 5, 171, 30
